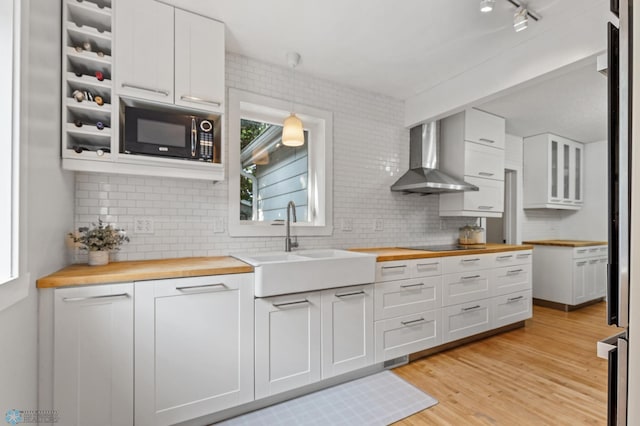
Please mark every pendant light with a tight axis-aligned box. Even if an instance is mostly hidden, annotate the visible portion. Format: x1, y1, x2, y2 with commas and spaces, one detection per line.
282, 52, 304, 147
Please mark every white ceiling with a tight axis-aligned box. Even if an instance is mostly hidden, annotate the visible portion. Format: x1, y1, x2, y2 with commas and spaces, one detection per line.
162, 0, 609, 142
478, 58, 607, 143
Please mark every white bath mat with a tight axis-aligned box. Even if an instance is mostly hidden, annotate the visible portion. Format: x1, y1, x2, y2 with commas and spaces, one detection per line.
218, 370, 438, 425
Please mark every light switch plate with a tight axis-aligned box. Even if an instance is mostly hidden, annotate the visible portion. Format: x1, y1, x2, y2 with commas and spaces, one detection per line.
134, 217, 154, 234
375, 219, 384, 231
213, 217, 225, 233
341, 219, 353, 232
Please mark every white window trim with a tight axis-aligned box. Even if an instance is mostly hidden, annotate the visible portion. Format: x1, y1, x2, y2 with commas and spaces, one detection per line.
228, 89, 333, 237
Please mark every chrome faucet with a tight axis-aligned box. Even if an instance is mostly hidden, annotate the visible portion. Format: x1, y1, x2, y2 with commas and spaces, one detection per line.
285, 201, 299, 252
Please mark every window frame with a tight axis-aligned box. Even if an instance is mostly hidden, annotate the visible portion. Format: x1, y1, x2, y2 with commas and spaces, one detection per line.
228, 89, 333, 237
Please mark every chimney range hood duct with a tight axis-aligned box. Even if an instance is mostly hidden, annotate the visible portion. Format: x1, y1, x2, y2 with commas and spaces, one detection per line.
391, 122, 479, 194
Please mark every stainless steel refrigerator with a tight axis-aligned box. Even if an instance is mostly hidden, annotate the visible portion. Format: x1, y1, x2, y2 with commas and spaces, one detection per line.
606, 0, 630, 424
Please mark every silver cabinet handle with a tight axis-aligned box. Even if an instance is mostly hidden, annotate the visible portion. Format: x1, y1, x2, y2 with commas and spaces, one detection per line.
462, 258, 481, 263
401, 317, 425, 326
273, 299, 309, 308
562, 200, 574, 204
461, 304, 481, 312
335, 290, 365, 298
382, 265, 407, 270
180, 95, 222, 107
577, 249, 587, 253
517, 253, 531, 258
507, 269, 524, 274
550, 198, 561, 202
508, 295, 524, 302
479, 138, 495, 144
461, 274, 481, 280
400, 282, 425, 289
478, 206, 494, 210
176, 283, 227, 291
63, 293, 129, 302
417, 262, 439, 267
576, 261, 587, 266
478, 172, 494, 177
121, 83, 170, 96
497, 255, 513, 260
589, 259, 599, 264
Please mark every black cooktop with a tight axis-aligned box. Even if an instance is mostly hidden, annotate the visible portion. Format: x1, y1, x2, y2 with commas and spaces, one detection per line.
400, 244, 484, 252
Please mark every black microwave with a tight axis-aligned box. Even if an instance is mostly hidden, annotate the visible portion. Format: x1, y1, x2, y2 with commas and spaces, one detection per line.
121, 101, 220, 162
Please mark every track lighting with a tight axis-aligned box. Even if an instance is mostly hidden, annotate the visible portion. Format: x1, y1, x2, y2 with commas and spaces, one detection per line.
513, 6, 528, 32
480, 0, 495, 13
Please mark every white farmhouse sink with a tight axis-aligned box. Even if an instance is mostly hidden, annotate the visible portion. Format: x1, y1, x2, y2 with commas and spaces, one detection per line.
234, 249, 376, 297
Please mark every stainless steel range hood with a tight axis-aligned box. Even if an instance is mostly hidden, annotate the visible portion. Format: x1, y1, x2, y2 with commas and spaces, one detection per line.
391, 122, 479, 194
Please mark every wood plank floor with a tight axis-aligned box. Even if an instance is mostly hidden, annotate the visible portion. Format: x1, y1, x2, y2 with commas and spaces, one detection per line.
394, 302, 620, 425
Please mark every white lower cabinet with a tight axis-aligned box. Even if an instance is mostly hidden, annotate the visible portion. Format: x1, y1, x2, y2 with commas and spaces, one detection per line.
442, 299, 491, 343
492, 290, 533, 328
374, 276, 441, 320
442, 270, 490, 306
54, 283, 134, 426
135, 274, 254, 426
255, 292, 322, 399
255, 285, 375, 398
374, 309, 442, 362
491, 264, 532, 296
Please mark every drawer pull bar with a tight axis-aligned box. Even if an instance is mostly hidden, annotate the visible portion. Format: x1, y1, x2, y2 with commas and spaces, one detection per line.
478, 172, 495, 177
417, 262, 439, 267
401, 317, 425, 326
497, 255, 513, 260
400, 282, 425, 289
478, 206, 494, 210
550, 198, 561, 202
273, 299, 309, 308
576, 261, 587, 266
462, 274, 481, 280
507, 269, 524, 274
176, 283, 226, 291
335, 290, 365, 298
508, 296, 524, 302
63, 293, 129, 302
382, 265, 407, 270
577, 249, 587, 254
462, 258, 481, 263
479, 138, 495, 144
180, 95, 222, 107
461, 305, 481, 312
589, 260, 599, 264
121, 82, 169, 96
517, 253, 532, 258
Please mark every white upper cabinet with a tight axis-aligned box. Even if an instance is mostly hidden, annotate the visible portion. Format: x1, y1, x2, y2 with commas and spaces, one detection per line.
439, 108, 506, 218
523, 133, 584, 210
115, 0, 225, 112
174, 9, 225, 113
115, 0, 174, 103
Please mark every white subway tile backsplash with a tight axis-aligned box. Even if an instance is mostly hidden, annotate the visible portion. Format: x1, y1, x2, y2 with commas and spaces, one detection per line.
72, 52, 472, 262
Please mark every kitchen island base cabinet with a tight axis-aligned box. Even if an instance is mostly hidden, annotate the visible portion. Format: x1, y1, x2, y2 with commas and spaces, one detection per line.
54, 283, 134, 426
135, 274, 254, 426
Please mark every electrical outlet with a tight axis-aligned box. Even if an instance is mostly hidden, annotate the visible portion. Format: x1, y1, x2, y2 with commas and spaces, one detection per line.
134, 217, 154, 234
341, 218, 353, 232
213, 217, 225, 233
374, 219, 384, 231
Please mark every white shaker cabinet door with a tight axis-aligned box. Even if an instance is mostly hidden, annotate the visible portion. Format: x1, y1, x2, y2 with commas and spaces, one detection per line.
135, 274, 254, 426
115, 0, 174, 103
321, 285, 374, 379
255, 292, 322, 399
174, 10, 225, 113
54, 283, 134, 426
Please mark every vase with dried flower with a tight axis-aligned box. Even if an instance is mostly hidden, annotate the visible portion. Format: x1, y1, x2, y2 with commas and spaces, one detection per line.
69, 219, 130, 266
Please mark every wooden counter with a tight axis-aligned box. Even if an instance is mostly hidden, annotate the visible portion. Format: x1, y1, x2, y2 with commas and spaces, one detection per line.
522, 239, 607, 248
37, 256, 254, 289
349, 243, 533, 262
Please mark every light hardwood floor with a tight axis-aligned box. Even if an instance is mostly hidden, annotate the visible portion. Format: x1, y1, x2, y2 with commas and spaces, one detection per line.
394, 302, 620, 425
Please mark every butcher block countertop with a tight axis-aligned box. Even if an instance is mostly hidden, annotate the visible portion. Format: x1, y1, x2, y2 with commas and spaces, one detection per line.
37, 256, 254, 289
349, 243, 533, 262
521, 239, 608, 247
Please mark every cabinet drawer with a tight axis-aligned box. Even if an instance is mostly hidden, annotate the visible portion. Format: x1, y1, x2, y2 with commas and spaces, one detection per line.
442, 299, 491, 343
464, 142, 505, 181
443, 253, 492, 274
493, 250, 532, 266
491, 264, 532, 296
573, 246, 607, 259
374, 276, 441, 321
442, 271, 490, 306
374, 309, 442, 362
492, 290, 532, 328
462, 176, 504, 213
375, 258, 442, 282
464, 108, 506, 150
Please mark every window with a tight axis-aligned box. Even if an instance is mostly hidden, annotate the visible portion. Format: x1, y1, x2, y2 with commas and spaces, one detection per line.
228, 89, 333, 237
0, 0, 19, 285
